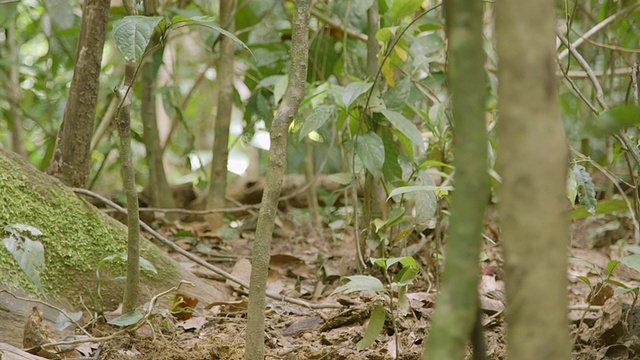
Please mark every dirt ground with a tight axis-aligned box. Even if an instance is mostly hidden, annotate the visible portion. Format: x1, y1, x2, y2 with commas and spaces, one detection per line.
10, 207, 640, 360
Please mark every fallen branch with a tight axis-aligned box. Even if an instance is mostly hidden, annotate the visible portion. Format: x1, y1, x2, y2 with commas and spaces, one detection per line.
72, 187, 342, 310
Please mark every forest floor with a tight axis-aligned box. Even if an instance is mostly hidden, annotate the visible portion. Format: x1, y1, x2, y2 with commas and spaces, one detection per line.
18, 205, 640, 360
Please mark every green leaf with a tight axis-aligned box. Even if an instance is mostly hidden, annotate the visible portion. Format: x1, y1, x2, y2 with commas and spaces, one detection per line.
113, 16, 163, 62
607, 260, 619, 276
299, 105, 335, 141
394, 266, 419, 286
379, 109, 423, 149
591, 106, 640, 135
388, 185, 453, 199
573, 165, 597, 215
172, 17, 254, 57
343, 81, 373, 108
356, 132, 385, 180
331, 275, 385, 295
617, 254, 640, 273
328, 172, 354, 185
614, 287, 638, 297
357, 304, 386, 351
570, 198, 631, 220
568, 257, 598, 271
56, 311, 83, 331
390, 0, 424, 21
577, 275, 591, 287
417, 160, 454, 170
397, 287, 410, 315
2, 224, 46, 294
273, 74, 288, 105
107, 310, 145, 327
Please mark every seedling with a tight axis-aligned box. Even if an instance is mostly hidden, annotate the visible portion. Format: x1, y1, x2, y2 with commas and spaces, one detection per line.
332, 256, 419, 354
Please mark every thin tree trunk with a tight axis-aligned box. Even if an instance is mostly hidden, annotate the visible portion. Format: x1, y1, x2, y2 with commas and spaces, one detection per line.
3, 22, 26, 158
206, 0, 235, 229
496, 0, 571, 357
141, 0, 175, 210
47, 0, 110, 187
361, 0, 383, 267
422, 0, 489, 358
303, 139, 320, 230
244, 1, 310, 358
119, 0, 141, 314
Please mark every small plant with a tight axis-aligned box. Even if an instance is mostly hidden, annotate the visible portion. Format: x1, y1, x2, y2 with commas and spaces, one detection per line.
570, 254, 640, 345
87, 252, 157, 322
331, 256, 419, 353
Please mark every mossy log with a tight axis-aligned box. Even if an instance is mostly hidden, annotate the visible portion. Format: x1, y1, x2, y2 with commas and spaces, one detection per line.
0, 148, 228, 347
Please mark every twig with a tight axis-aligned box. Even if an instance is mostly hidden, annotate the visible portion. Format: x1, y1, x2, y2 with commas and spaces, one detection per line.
309, 6, 367, 41
39, 281, 193, 350
556, 30, 606, 109
0, 290, 92, 337
557, 2, 640, 60
71, 188, 342, 309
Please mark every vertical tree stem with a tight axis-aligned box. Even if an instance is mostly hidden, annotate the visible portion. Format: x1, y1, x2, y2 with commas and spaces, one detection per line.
244, 1, 310, 359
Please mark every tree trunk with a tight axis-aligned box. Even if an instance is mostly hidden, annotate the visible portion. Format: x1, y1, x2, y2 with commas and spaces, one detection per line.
0, 148, 227, 348
206, 0, 235, 229
244, 1, 310, 358
47, 0, 110, 187
3, 22, 26, 158
141, 0, 176, 210
496, 0, 572, 358
423, 0, 489, 358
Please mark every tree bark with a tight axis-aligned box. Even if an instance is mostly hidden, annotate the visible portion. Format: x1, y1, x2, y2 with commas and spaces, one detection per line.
3, 22, 26, 158
244, 1, 310, 358
206, 0, 236, 229
141, 0, 175, 210
118, 0, 141, 314
423, 0, 488, 358
496, 0, 572, 358
47, 0, 110, 187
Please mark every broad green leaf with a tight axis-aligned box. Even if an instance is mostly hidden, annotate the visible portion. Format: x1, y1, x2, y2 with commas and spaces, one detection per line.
604, 279, 628, 289
379, 109, 423, 149
3, 224, 46, 294
576, 275, 591, 287
107, 310, 145, 327
617, 254, 640, 273
381, 130, 403, 181
357, 304, 385, 350
328, 172, 354, 185
356, 132, 385, 180
388, 185, 453, 199
614, 287, 638, 297
274, 74, 288, 105
331, 275, 385, 295
170, 17, 253, 56
591, 106, 640, 135
573, 165, 596, 215
390, 0, 424, 21
570, 199, 631, 220
376, 26, 398, 43
373, 219, 388, 233
98, 253, 157, 274
299, 105, 335, 141
343, 81, 373, 108
56, 311, 83, 331
397, 286, 410, 315
607, 260, 619, 276
113, 16, 163, 62
394, 266, 419, 286
568, 257, 598, 271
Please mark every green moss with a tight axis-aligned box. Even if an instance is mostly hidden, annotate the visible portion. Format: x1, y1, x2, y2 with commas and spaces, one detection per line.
0, 149, 176, 302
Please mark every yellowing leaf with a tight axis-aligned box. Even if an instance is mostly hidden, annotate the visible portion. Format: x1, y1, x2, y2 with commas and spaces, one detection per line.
394, 46, 408, 62
382, 58, 395, 87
